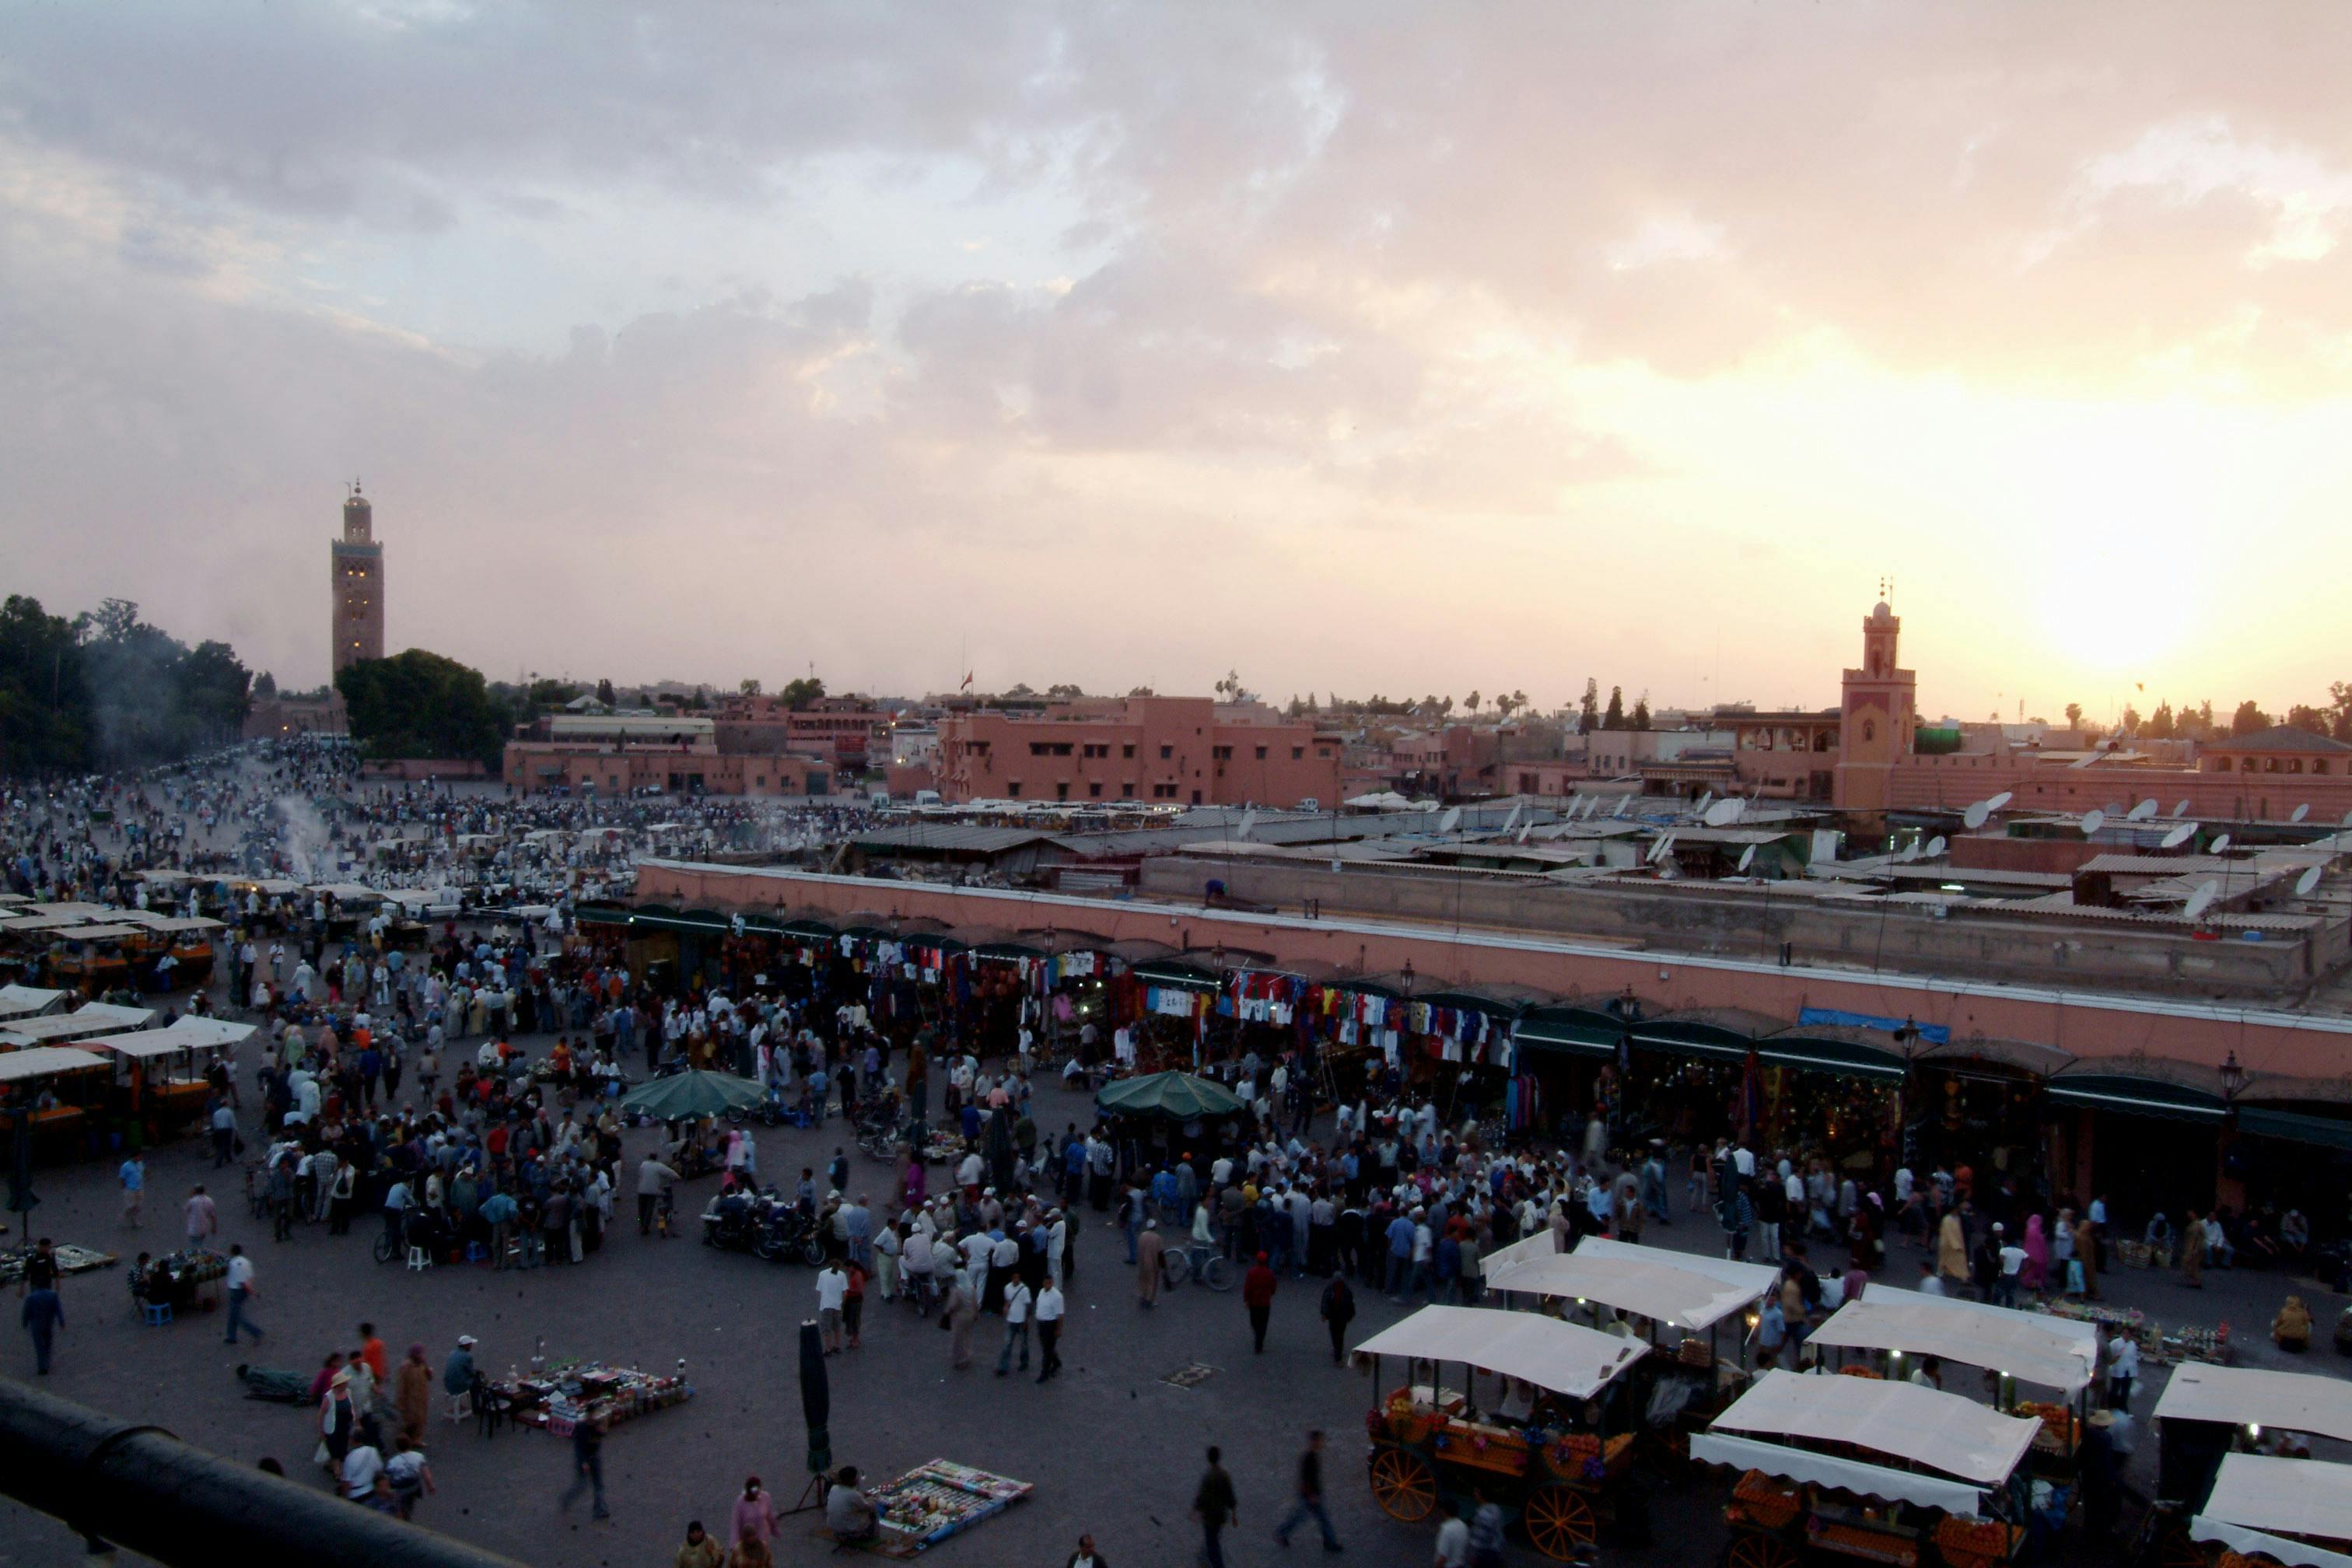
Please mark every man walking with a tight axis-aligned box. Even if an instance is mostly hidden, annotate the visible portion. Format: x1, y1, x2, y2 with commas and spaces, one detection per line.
996, 1276, 1033, 1377
1318, 1274, 1356, 1366
1034, 1280, 1065, 1382
558, 1409, 610, 1520
1272, 1430, 1342, 1553
118, 1155, 144, 1228
816, 1260, 849, 1353
21, 1283, 63, 1375
222, 1244, 262, 1345
636, 1153, 678, 1236
1192, 1446, 1238, 1568
1244, 1251, 1279, 1353
184, 1185, 218, 1255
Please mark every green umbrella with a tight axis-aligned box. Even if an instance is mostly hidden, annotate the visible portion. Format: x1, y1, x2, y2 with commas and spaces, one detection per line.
1094, 1070, 1245, 1122
618, 1069, 769, 1122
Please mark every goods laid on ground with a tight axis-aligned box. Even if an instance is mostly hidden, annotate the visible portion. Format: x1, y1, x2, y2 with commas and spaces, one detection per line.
492, 1360, 692, 1436
2038, 1299, 2229, 1366
0, 1244, 117, 1285
863, 1459, 1033, 1556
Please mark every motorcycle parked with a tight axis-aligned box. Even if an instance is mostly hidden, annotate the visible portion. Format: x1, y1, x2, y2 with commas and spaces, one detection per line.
700, 1187, 824, 1265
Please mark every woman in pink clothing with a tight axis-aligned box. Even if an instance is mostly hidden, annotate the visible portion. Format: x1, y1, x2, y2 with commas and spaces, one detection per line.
730, 1477, 777, 1548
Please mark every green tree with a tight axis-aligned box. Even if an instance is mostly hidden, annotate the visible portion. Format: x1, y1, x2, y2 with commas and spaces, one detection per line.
1464, 690, 1481, 713
1578, 678, 1601, 734
2148, 701, 2175, 739
337, 649, 507, 769
0, 594, 89, 775
2231, 700, 2271, 737
595, 677, 616, 706
779, 677, 826, 710
1630, 694, 1651, 730
2287, 703, 2330, 735
740, 677, 761, 697
2063, 702, 2083, 730
1602, 685, 1626, 730
2119, 704, 2142, 733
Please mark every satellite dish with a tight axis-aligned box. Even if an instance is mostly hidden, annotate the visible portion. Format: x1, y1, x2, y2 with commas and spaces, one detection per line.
1899, 842, 1921, 863
1502, 801, 1523, 833
2212, 833, 2232, 853
1439, 807, 1462, 835
1693, 791, 1714, 817
2080, 809, 2106, 836
2159, 823, 2196, 849
1962, 801, 1991, 831
1703, 799, 1742, 828
2297, 866, 2323, 897
1926, 835, 1947, 857
2183, 879, 2221, 922
1516, 823, 1531, 844
1738, 845, 1757, 872
2343, 808, 2352, 829
1611, 796, 1631, 819
1649, 832, 1676, 865
1234, 809, 1257, 841
2292, 803, 2311, 824
1986, 792, 2013, 812
2129, 799, 2158, 821
2172, 799, 2192, 818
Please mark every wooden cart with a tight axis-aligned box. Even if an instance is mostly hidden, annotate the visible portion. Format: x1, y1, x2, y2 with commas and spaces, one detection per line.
2147, 1364, 2352, 1568
1355, 1303, 1648, 1560
1695, 1368, 2041, 1568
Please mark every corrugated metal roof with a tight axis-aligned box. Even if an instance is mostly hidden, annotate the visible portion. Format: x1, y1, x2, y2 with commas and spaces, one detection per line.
850, 824, 1052, 855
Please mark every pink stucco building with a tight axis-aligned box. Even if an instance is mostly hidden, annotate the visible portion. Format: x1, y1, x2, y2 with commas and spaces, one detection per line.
936, 695, 1343, 808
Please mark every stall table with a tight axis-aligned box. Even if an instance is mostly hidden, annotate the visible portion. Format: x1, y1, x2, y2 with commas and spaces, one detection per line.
862, 1459, 1034, 1557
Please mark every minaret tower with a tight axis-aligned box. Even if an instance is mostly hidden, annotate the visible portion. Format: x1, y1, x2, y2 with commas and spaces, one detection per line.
331, 480, 385, 674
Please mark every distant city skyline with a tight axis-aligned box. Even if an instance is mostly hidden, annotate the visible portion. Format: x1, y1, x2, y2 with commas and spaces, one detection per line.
6, 5, 2350, 719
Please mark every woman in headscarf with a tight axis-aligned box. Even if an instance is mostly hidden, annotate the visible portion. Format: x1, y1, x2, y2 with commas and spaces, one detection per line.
394, 1344, 433, 1445
2019, 1214, 2051, 1295
1936, 1209, 1969, 1292
941, 1268, 978, 1370
1849, 1191, 1882, 1272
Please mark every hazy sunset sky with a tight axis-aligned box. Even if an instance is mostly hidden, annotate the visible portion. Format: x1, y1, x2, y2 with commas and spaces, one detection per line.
6, 4, 2350, 721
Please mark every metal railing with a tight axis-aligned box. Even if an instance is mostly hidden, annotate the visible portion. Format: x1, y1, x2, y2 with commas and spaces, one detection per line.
0, 1380, 527, 1567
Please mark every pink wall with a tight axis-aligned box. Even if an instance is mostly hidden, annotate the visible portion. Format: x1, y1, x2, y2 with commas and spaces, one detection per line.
632, 861, 2352, 1082
938, 697, 1341, 807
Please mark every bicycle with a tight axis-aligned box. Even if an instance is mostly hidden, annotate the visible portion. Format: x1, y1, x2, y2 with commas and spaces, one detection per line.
1161, 1243, 1234, 1291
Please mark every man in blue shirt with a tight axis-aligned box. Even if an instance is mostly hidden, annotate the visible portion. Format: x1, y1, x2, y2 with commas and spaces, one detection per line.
1150, 1167, 1181, 1225
1384, 1212, 1415, 1300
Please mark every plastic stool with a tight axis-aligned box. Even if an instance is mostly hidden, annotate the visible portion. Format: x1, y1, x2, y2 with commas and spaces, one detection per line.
142, 1301, 173, 1326
406, 1246, 432, 1272
464, 1242, 488, 1264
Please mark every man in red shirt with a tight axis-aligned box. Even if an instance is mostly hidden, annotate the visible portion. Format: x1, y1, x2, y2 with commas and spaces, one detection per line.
1243, 1252, 1278, 1354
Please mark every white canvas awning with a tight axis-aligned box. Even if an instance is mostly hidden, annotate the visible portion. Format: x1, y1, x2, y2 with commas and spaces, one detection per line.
1706, 1369, 2039, 1486
1807, 1293, 2100, 1392
0, 1046, 110, 1083
149, 1017, 257, 1048
1689, 1431, 1992, 1519
2156, 1366, 2352, 1444
0, 1003, 157, 1046
2192, 1455, 2352, 1568
0, 985, 66, 1021
1352, 1304, 1647, 1400
1483, 1240, 1776, 1332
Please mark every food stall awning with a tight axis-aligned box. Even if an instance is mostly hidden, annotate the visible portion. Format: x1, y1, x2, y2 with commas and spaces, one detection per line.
1130, 957, 1223, 992
1757, 1024, 1909, 1081
1806, 1293, 2099, 1392
1629, 1007, 1787, 1062
2193, 1455, 2352, 1568
0, 1046, 111, 1083
81, 1017, 256, 1057
1481, 1240, 1775, 1332
54, 924, 142, 941
1351, 1304, 1646, 1401
2156, 1366, 2352, 1444
0, 985, 67, 1021
1699, 1369, 2038, 1493
2235, 1108, 2352, 1153
1512, 1003, 1626, 1059
0, 1003, 158, 1046
2045, 1062, 2227, 1122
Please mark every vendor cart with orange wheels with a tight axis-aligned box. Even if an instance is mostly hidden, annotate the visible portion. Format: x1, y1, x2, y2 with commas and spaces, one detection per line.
2144, 1364, 2352, 1568
1353, 1304, 1647, 1562
1694, 1368, 2042, 1568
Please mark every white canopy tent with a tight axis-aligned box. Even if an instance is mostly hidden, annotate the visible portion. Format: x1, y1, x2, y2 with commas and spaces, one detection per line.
1805, 1293, 2100, 1393
2192, 1454, 2352, 1568
2156, 1366, 2352, 1445
1482, 1238, 1778, 1332
0, 1046, 111, 1084
1352, 1304, 1647, 1400
0, 1003, 157, 1047
1690, 1370, 2039, 1519
0, 985, 67, 1022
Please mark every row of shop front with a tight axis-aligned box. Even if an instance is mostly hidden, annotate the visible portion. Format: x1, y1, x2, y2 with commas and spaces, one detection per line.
584, 901, 2352, 1224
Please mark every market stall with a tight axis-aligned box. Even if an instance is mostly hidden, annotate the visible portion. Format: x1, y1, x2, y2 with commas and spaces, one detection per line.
1695, 1369, 2042, 1568
0, 1002, 156, 1048
490, 1358, 693, 1436
1354, 1304, 1649, 1560
0, 1046, 114, 1150
2151, 1363, 2352, 1553
860, 1458, 1034, 1557
0, 985, 67, 1024
2190, 1454, 2352, 1568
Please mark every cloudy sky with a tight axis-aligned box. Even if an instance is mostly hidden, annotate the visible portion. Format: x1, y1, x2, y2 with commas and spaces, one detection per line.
6, 2, 2350, 721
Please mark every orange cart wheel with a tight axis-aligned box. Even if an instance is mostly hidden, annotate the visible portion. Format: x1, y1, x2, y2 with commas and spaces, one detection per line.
1727, 1529, 1801, 1568
1524, 1486, 1599, 1561
2156, 1526, 2207, 1568
1369, 1446, 1439, 1523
